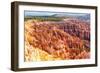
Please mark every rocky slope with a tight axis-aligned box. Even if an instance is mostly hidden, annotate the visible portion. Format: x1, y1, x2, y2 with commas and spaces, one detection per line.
25, 18, 90, 62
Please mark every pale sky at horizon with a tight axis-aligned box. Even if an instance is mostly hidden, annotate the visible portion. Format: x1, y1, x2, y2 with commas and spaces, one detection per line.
24, 10, 90, 17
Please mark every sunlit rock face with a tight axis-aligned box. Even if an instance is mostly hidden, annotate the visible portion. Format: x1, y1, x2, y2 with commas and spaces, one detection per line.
24, 18, 90, 62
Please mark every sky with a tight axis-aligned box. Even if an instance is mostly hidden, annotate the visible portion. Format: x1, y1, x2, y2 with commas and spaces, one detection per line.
24, 10, 90, 17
